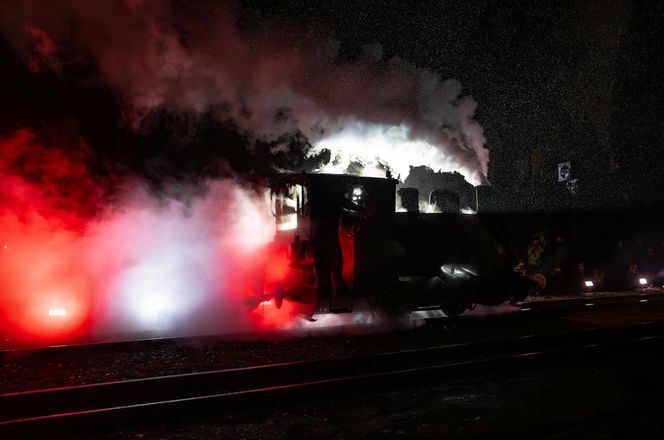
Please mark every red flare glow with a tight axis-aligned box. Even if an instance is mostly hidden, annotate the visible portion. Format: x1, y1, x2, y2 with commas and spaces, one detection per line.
263, 245, 291, 290
0, 130, 98, 341
0, 128, 293, 344
249, 298, 298, 329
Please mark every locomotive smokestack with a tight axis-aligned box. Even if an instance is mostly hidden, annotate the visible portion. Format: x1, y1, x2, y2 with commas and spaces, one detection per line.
397, 187, 419, 213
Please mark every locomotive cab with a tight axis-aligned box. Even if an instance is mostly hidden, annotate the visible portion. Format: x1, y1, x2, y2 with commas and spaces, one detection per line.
269, 173, 397, 314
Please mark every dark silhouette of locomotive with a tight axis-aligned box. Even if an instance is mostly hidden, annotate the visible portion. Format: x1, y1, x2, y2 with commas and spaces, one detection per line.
266, 173, 536, 317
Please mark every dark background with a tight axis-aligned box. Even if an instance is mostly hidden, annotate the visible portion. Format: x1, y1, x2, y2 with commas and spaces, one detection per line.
1, 0, 663, 211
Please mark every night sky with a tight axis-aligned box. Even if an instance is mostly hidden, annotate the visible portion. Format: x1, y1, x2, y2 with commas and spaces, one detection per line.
254, 0, 664, 210
1, 0, 663, 211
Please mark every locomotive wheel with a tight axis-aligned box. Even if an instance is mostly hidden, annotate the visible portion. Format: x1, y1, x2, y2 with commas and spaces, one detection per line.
369, 283, 398, 310
442, 302, 467, 318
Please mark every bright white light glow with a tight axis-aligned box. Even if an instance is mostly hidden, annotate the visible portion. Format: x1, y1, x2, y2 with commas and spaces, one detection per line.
114, 250, 207, 331
231, 189, 275, 251
275, 185, 300, 232
103, 208, 218, 332
419, 202, 441, 213
276, 214, 297, 231
639, 278, 648, 285
311, 123, 482, 185
297, 311, 379, 328
352, 187, 362, 196
640, 299, 648, 303
85, 181, 276, 337
584, 280, 594, 287
440, 264, 477, 280
48, 308, 67, 317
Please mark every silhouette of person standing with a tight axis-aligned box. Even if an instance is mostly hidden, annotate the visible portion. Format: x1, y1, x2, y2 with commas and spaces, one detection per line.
310, 182, 360, 299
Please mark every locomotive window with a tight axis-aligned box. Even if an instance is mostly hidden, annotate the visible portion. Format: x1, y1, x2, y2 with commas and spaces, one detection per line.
273, 184, 303, 231
299, 185, 309, 216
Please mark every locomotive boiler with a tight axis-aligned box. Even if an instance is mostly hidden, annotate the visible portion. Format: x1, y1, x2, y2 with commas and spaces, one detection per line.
259, 172, 536, 318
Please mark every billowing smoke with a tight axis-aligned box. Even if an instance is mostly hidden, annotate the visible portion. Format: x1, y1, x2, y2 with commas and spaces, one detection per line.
0, 1, 492, 343
0, 0, 489, 184
0, 129, 306, 343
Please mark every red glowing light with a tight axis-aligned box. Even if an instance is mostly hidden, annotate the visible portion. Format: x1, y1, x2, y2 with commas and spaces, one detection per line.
0, 128, 298, 343
250, 298, 301, 329
0, 130, 97, 342
339, 228, 355, 286
264, 247, 290, 286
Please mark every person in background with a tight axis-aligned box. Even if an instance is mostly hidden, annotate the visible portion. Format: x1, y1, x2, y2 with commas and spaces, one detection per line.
526, 234, 546, 275
570, 260, 588, 293
626, 264, 639, 287
543, 233, 568, 293
643, 242, 658, 282
592, 268, 606, 290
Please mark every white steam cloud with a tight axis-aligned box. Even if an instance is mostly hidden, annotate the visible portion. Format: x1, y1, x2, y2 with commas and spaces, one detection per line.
83, 179, 276, 336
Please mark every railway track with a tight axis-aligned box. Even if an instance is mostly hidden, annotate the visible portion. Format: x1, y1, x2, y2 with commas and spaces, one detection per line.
2, 321, 664, 437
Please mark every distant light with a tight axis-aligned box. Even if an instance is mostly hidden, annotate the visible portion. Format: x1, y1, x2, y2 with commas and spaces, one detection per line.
640, 299, 648, 303
520, 307, 531, 312
585, 303, 594, 306
352, 187, 363, 196
2, 244, 7, 249
639, 278, 648, 285
48, 308, 67, 317
584, 280, 594, 287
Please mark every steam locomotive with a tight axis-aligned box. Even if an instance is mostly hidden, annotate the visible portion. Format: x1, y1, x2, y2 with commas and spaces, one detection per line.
259, 172, 537, 318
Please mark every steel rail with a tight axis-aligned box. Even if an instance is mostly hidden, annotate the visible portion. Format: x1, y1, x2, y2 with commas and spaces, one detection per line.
2, 322, 664, 437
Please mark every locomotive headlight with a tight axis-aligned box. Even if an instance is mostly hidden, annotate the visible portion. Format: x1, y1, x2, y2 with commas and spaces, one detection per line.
352, 187, 363, 196
584, 280, 594, 288
639, 277, 648, 286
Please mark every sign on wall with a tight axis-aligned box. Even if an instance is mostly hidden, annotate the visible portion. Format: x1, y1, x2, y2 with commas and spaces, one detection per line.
557, 161, 572, 182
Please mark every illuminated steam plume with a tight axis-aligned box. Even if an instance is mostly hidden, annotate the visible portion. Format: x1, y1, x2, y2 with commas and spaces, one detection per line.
0, 0, 489, 184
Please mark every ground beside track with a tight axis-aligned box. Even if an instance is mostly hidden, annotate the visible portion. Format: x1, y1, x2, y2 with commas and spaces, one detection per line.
97, 340, 664, 439
2, 293, 664, 393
